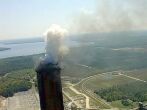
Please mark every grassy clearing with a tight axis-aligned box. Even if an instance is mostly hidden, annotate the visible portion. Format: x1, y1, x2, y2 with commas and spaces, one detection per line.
124, 69, 147, 81
111, 100, 138, 109
84, 73, 137, 91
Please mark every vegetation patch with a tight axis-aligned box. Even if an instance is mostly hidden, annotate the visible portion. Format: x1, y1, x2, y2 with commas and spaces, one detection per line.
0, 69, 35, 97
95, 81, 147, 105
0, 54, 42, 76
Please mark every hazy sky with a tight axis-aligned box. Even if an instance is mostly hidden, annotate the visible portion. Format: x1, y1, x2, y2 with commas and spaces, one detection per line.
0, 0, 147, 40
0, 0, 96, 40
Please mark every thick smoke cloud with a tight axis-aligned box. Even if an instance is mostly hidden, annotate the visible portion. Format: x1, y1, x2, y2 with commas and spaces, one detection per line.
71, 0, 147, 33
44, 24, 69, 63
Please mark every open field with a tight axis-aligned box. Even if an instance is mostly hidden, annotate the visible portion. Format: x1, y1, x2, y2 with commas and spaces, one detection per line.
124, 69, 147, 81
111, 100, 138, 109
82, 73, 137, 91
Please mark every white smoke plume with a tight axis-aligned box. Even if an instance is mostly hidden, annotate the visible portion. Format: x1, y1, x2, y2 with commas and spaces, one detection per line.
71, 0, 147, 33
44, 24, 69, 63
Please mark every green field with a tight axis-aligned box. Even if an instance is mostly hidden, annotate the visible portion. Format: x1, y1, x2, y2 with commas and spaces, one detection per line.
111, 100, 138, 109
77, 72, 137, 91
124, 70, 147, 81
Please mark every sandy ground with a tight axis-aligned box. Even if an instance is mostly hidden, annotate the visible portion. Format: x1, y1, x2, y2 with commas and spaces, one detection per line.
0, 96, 6, 110
2, 89, 40, 110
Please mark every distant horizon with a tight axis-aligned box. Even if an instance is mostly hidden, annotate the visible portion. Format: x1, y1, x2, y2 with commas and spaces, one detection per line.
1, 29, 147, 41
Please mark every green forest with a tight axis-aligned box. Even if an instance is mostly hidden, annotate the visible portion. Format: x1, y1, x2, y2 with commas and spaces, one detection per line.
95, 81, 147, 106
0, 69, 35, 97
0, 54, 42, 76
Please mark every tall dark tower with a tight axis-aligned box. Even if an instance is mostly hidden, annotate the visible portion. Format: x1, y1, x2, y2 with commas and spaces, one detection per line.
35, 57, 64, 110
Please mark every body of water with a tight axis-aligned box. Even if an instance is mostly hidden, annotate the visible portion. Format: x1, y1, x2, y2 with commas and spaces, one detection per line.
0, 40, 82, 59
0, 42, 45, 59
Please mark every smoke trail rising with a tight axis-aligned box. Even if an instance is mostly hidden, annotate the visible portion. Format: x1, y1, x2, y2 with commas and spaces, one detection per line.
44, 24, 69, 63
71, 0, 147, 33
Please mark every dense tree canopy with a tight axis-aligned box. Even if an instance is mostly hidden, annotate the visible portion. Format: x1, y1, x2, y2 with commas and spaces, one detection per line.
0, 69, 35, 97
95, 82, 147, 105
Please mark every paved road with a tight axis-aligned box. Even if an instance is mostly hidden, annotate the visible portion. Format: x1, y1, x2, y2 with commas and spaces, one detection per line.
80, 72, 113, 108
72, 64, 116, 109
63, 90, 82, 108
69, 86, 90, 109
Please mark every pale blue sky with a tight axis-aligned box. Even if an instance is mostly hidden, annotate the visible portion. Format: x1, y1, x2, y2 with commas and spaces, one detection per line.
0, 0, 96, 40
0, 0, 146, 40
